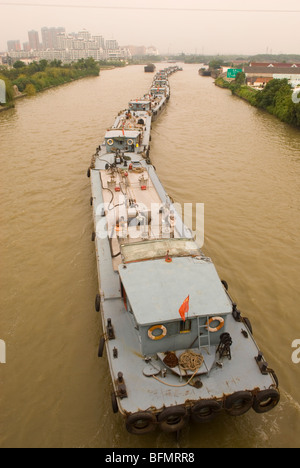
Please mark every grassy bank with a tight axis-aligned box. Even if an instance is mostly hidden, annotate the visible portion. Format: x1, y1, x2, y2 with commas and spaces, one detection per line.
0, 58, 100, 110
215, 74, 300, 128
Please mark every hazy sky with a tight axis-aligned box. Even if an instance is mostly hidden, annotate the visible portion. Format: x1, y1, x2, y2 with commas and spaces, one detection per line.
0, 0, 299, 55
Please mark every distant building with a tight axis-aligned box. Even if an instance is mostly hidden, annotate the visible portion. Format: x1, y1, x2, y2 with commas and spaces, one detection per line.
41, 27, 65, 50
23, 42, 30, 52
247, 76, 273, 88
71, 39, 85, 50
124, 45, 159, 56
146, 46, 159, 56
0, 54, 13, 66
249, 62, 300, 68
78, 29, 91, 41
244, 66, 300, 87
56, 33, 73, 51
106, 40, 119, 50
28, 30, 40, 51
7, 40, 21, 52
125, 45, 146, 56
7, 27, 132, 63
92, 35, 105, 50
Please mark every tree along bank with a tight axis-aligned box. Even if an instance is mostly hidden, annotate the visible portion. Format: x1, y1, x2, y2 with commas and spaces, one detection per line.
215, 74, 300, 128
0, 58, 100, 110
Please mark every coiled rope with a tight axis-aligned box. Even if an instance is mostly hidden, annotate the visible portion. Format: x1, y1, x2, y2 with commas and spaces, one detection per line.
179, 351, 204, 372
152, 351, 204, 388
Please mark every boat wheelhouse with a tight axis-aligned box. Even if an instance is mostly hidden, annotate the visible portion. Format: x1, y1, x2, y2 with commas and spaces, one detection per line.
150, 87, 167, 97
105, 130, 141, 153
129, 100, 152, 112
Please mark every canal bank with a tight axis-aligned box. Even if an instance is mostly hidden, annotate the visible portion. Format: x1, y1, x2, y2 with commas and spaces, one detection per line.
214, 76, 300, 128
0, 62, 137, 113
0, 74, 96, 113
0, 103, 14, 112
0, 58, 100, 112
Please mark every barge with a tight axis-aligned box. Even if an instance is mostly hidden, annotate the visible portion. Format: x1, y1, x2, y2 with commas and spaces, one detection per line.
144, 63, 156, 73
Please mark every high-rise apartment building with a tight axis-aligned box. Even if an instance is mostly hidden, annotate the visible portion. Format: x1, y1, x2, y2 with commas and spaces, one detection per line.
92, 36, 105, 50
56, 33, 74, 51
41, 27, 66, 50
23, 42, 31, 52
6, 26, 138, 63
7, 40, 21, 52
28, 30, 40, 51
78, 29, 91, 41
106, 40, 119, 50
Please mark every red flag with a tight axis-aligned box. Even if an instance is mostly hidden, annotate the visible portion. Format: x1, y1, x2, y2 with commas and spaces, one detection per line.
179, 296, 190, 322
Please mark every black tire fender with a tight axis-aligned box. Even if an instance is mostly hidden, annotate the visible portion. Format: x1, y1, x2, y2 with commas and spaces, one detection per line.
158, 406, 189, 433
191, 400, 222, 424
243, 317, 253, 335
95, 294, 101, 312
253, 389, 280, 414
221, 280, 229, 291
111, 392, 119, 414
126, 412, 157, 435
98, 336, 105, 357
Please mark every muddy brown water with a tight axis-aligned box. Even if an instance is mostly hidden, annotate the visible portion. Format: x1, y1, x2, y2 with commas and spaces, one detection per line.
0, 64, 299, 448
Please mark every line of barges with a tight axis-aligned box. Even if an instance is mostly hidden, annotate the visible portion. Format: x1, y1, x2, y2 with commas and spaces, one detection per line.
87, 65, 280, 436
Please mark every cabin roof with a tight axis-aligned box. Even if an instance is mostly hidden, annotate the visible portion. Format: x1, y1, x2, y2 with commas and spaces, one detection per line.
119, 256, 232, 325
129, 100, 151, 105
105, 130, 140, 139
121, 239, 201, 263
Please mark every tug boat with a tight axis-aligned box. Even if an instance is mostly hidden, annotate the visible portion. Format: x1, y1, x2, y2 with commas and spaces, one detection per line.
199, 68, 212, 77
144, 63, 156, 73
87, 66, 280, 435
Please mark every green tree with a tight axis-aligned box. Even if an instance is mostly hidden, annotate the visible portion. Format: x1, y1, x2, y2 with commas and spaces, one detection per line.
12, 75, 32, 92
209, 59, 225, 70
25, 83, 37, 96
39, 60, 48, 71
235, 72, 246, 86
255, 79, 289, 110
49, 59, 62, 68
253, 79, 299, 127
13, 60, 26, 69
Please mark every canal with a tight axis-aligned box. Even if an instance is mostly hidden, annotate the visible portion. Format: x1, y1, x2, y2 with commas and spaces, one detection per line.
0, 64, 299, 448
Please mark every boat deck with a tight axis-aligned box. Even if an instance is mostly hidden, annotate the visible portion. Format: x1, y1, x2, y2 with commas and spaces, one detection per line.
100, 167, 181, 271
102, 297, 276, 415
91, 161, 277, 416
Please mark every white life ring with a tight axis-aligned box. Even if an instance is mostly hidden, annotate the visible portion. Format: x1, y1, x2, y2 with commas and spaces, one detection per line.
127, 139, 134, 146
148, 324, 167, 341
206, 316, 225, 333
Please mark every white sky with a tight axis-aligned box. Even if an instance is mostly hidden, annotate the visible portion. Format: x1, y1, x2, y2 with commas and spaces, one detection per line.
0, 0, 299, 55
